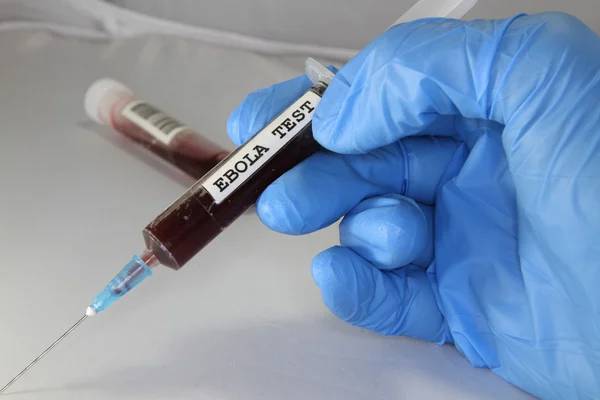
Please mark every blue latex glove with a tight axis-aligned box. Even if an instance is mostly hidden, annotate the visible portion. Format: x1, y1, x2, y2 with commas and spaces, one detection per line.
226, 13, 600, 400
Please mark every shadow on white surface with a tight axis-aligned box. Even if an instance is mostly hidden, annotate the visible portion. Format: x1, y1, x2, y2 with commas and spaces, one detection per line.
79, 121, 199, 189
5, 318, 531, 400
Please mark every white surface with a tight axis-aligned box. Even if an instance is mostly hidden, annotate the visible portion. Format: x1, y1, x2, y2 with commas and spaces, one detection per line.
0, 31, 535, 399
0, 0, 480, 62
392, 0, 479, 25
110, 0, 600, 47
1, 0, 598, 62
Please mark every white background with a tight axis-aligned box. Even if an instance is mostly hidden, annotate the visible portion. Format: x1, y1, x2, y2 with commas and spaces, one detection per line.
1, 0, 595, 398
109, 0, 600, 48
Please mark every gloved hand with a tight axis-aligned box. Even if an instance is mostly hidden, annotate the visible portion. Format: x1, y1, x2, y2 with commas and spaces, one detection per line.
226, 12, 600, 400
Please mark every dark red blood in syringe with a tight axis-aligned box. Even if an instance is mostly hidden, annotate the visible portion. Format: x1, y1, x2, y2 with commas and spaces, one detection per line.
141, 89, 325, 270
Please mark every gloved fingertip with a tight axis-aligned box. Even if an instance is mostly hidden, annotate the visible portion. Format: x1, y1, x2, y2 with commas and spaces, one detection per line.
340, 194, 429, 269
310, 250, 335, 289
255, 181, 306, 235
311, 247, 361, 321
225, 101, 244, 146
313, 76, 355, 153
226, 87, 273, 146
312, 246, 448, 342
226, 74, 314, 146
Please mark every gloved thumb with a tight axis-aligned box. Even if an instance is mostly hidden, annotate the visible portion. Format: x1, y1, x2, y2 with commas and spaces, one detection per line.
313, 13, 600, 156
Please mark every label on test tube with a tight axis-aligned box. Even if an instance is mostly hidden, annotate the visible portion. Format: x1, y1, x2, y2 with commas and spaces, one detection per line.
121, 100, 189, 145
202, 91, 321, 204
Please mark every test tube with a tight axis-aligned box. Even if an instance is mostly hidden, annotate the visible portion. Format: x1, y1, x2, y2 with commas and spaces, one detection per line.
84, 79, 230, 181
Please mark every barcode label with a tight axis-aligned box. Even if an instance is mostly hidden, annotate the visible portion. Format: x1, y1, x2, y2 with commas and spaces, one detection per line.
121, 100, 188, 145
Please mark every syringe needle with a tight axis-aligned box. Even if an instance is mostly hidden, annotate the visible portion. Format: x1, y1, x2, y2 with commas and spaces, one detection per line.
0, 315, 88, 395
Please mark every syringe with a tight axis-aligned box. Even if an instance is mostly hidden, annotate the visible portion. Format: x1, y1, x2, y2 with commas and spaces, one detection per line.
0, 58, 334, 395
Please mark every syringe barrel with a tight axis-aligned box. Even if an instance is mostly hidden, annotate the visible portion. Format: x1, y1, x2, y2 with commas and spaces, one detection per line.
84, 79, 230, 182
142, 82, 328, 270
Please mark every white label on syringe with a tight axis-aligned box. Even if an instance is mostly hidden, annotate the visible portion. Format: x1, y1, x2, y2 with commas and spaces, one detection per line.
202, 91, 321, 204
121, 100, 188, 146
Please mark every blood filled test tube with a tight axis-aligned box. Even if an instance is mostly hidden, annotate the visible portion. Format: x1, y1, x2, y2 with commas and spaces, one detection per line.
84, 79, 230, 181
141, 59, 334, 270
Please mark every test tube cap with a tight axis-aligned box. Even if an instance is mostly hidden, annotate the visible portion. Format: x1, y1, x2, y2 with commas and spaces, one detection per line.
84, 78, 133, 125
305, 58, 335, 86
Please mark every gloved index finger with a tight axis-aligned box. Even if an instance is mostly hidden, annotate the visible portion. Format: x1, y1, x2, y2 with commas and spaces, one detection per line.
226, 65, 339, 147
312, 17, 500, 154
226, 74, 313, 146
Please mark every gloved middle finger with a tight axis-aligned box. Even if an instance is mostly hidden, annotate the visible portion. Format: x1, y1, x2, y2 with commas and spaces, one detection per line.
255, 136, 460, 235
